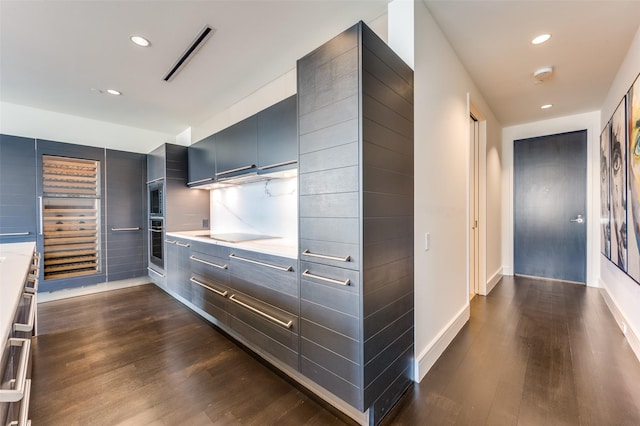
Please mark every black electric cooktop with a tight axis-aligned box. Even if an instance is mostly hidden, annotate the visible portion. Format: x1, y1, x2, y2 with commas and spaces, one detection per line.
195, 233, 279, 243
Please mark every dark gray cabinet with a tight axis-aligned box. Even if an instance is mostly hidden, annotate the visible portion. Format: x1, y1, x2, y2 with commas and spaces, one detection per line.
257, 95, 297, 173
187, 135, 216, 186
297, 22, 414, 423
0, 135, 36, 243
189, 241, 230, 323
146, 146, 165, 183
226, 249, 299, 369
214, 116, 257, 179
106, 149, 147, 281
165, 237, 191, 301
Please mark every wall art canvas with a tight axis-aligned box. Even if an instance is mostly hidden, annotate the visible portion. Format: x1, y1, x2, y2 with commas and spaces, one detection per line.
627, 75, 640, 282
610, 96, 628, 272
601, 122, 611, 259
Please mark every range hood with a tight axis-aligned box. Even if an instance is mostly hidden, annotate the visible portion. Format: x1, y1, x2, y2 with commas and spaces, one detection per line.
189, 168, 296, 190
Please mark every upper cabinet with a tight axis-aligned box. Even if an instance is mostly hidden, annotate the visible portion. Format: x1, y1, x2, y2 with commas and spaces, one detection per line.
187, 134, 216, 186
0, 134, 36, 243
215, 116, 258, 179
187, 96, 298, 187
257, 95, 297, 174
147, 145, 165, 183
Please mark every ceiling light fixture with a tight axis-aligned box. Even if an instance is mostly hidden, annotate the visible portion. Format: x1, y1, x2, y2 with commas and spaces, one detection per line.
130, 35, 150, 47
533, 66, 554, 82
540, 104, 553, 109
531, 34, 551, 45
106, 89, 121, 96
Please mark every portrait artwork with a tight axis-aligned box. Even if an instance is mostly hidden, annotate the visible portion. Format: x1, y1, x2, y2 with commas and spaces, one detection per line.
627, 75, 640, 282
610, 97, 628, 272
601, 122, 611, 259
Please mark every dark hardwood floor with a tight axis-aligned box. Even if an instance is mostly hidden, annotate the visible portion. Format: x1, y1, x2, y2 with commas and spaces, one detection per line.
31, 277, 640, 425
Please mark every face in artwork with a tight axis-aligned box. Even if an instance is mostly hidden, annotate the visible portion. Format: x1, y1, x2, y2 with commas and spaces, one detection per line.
611, 134, 627, 268
601, 132, 610, 253
629, 84, 640, 254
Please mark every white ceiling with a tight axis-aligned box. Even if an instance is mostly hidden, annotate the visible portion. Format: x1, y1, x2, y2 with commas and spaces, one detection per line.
1, 0, 639, 137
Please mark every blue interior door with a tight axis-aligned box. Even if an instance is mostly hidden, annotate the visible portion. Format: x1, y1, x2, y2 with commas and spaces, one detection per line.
514, 130, 587, 283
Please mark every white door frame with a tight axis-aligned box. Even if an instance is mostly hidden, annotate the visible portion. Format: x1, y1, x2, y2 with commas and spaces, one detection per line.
501, 112, 600, 286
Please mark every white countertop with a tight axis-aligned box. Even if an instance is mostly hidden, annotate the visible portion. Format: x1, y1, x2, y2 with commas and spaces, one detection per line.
0, 242, 35, 345
166, 231, 298, 259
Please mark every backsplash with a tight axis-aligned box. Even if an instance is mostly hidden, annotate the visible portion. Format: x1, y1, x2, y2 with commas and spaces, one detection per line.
210, 177, 297, 240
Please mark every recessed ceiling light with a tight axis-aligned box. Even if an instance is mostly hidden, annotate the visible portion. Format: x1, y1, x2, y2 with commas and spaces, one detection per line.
130, 35, 150, 47
540, 104, 553, 109
532, 34, 551, 45
106, 89, 121, 96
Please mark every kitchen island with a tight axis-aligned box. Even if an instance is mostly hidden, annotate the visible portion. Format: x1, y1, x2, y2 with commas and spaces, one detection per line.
0, 242, 35, 344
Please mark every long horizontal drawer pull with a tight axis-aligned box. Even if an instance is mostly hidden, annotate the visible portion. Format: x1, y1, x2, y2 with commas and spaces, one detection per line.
216, 164, 256, 177
229, 294, 292, 329
229, 253, 292, 272
257, 160, 297, 171
14, 293, 36, 333
164, 240, 176, 244
150, 229, 163, 233
0, 338, 31, 402
9, 378, 31, 426
0, 232, 31, 237
302, 269, 350, 286
147, 267, 165, 278
146, 177, 164, 184
175, 241, 190, 248
190, 255, 227, 270
302, 249, 350, 262
190, 277, 228, 297
111, 227, 141, 231
187, 176, 215, 186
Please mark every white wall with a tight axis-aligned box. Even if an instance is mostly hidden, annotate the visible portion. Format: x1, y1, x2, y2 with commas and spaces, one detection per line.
411, 0, 502, 381
599, 25, 640, 360
0, 101, 174, 153
502, 111, 601, 287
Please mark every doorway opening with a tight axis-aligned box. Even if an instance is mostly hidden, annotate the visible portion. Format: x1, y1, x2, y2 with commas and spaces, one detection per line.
470, 114, 480, 299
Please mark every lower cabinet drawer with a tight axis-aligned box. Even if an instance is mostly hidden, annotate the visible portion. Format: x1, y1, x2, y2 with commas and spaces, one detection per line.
189, 274, 229, 324
226, 291, 299, 370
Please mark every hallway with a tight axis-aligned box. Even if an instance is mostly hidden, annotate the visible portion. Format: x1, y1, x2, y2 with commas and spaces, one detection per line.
383, 276, 640, 425
30, 277, 640, 425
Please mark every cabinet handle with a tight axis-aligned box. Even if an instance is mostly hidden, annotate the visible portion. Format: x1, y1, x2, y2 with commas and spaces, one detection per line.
190, 255, 228, 270
216, 164, 256, 177
258, 160, 297, 171
302, 269, 350, 286
111, 227, 141, 232
146, 177, 165, 184
11, 378, 31, 426
0, 232, 31, 237
175, 241, 191, 248
147, 267, 165, 278
187, 176, 215, 186
190, 277, 228, 297
229, 294, 293, 329
14, 293, 36, 333
229, 253, 293, 272
25, 277, 38, 294
302, 249, 351, 262
164, 239, 176, 244
150, 229, 163, 233
0, 338, 31, 402
38, 196, 43, 236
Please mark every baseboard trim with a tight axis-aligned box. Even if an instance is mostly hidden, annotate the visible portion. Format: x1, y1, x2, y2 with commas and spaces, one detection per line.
502, 266, 514, 276
415, 303, 470, 382
485, 267, 503, 295
599, 280, 640, 363
37, 277, 149, 303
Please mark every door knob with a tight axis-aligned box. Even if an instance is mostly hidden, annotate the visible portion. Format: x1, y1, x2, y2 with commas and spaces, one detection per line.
570, 214, 584, 224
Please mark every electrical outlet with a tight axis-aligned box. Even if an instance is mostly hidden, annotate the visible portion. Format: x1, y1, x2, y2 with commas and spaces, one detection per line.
202, 219, 209, 228
425, 232, 430, 251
